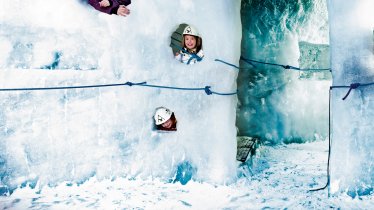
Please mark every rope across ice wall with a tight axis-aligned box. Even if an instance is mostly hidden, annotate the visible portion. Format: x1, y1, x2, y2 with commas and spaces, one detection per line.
0, 81, 237, 96
2, 56, 367, 98
217, 56, 371, 100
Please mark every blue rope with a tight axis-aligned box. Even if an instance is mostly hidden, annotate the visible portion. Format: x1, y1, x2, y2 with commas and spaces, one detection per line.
214, 57, 330, 72
211, 90, 238, 96
331, 82, 374, 100
0, 82, 147, 92
309, 87, 332, 192
0, 81, 237, 96
240, 56, 331, 72
214, 59, 257, 70
137, 83, 237, 96
214, 59, 240, 69
171, 43, 245, 70
171, 41, 330, 72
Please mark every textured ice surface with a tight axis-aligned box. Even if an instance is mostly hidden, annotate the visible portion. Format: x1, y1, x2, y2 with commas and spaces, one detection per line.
328, 0, 374, 196
298, 41, 331, 80
0, 0, 241, 190
237, 0, 330, 142
2, 141, 374, 209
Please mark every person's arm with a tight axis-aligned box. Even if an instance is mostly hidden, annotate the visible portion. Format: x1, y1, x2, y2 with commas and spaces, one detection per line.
88, 0, 119, 15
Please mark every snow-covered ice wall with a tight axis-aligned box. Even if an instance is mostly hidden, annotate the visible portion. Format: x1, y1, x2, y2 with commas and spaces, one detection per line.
328, 0, 374, 196
0, 0, 241, 191
237, 0, 330, 143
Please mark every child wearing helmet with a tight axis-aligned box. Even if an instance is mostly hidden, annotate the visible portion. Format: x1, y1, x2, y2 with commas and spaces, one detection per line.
154, 107, 177, 131
175, 25, 204, 65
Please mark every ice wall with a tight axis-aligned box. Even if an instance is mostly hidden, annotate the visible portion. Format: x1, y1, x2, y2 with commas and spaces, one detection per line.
328, 0, 374, 196
238, 0, 330, 143
0, 0, 241, 191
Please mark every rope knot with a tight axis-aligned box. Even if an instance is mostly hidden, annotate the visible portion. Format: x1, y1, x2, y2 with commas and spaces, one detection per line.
350, 83, 360, 89
124, 82, 134, 86
283, 65, 291, 69
204, 86, 213, 95
342, 83, 361, 100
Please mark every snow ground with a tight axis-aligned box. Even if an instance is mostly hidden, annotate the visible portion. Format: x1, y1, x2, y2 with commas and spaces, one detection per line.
1, 140, 373, 210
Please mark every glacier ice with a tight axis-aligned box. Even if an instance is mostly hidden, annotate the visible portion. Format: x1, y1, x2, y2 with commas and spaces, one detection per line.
2, 0, 373, 199
237, 0, 330, 143
0, 0, 241, 191
328, 0, 374, 196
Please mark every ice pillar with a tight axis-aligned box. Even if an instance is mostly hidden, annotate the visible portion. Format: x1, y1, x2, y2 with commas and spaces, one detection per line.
328, 0, 374, 196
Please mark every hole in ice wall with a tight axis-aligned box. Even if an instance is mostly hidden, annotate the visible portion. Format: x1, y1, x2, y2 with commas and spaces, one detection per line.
40, 51, 61, 70
153, 107, 177, 132
172, 161, 196, 185
170, 23, 204, 65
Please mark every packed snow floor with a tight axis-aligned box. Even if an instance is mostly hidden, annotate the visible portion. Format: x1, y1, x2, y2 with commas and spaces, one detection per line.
1, 140, 373, 210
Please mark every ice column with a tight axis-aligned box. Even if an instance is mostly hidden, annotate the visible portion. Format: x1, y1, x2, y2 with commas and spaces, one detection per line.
328, 0, 374, 196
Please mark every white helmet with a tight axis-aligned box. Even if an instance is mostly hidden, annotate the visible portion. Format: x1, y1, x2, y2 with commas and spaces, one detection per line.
154, 107, 172, 125
183, 25, 199, 37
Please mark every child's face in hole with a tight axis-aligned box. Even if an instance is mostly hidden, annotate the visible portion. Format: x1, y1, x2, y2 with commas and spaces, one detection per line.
161, 118, 173, 129
184, 35, 197, 50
